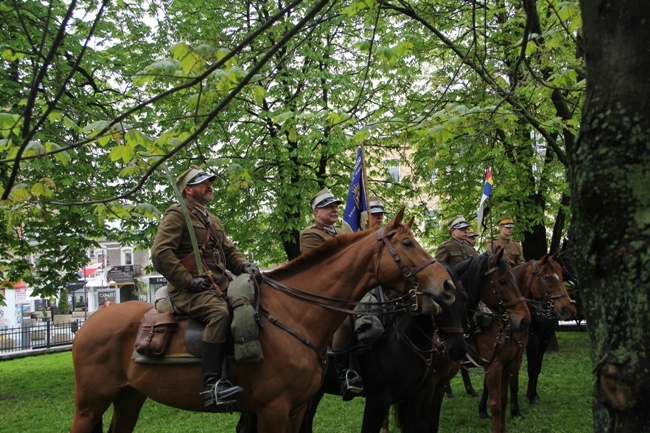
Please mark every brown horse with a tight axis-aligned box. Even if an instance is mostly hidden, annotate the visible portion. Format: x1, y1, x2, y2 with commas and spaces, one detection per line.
70, 209, 456, 433
464, 253, 576, 423
401, 249, 530, 433
447, 249, 531, 433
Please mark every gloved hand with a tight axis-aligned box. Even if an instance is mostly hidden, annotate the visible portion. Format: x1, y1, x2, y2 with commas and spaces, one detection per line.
241, 262, 263, 283
186, 277, 211, 293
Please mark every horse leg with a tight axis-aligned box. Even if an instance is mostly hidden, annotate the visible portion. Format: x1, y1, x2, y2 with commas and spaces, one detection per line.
107, 387, 147, 433
237, 412, 258, 433
526, 331, 544, 405
485, 370, 504, 433
508, 349, 526, 419
71, 379, 120, 433
462, 369, 479, 397
478, 377, 489, 419
361, 395, 392, 433
298, 388, 325, 433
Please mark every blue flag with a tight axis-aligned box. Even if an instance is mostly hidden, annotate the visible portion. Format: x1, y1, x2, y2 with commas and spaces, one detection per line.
343, 147, 367, 231
477, 167, 493, 234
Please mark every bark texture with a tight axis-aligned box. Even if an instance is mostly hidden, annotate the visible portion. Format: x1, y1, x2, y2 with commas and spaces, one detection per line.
573, 1, 650, 431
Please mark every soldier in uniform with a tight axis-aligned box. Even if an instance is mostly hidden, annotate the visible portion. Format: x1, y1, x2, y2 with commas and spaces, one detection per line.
486, 217, 525, 266
300, 188, 352, 254
151, 166, 260, 406
359, 196, 386, 229
465, 226, 479, 249
300, 188, 361, 400
435, 215, 479, 267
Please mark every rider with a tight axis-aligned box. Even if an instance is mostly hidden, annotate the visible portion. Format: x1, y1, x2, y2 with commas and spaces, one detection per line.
359, 196, 386, 229
299, 187, 362, 401
151, 166, 260, 407
486, 217, 525, 266
465, 226, 479, 250
435, 215, 479, 267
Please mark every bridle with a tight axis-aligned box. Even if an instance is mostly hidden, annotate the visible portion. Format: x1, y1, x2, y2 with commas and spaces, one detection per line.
260, 224, 442, 361
525, 260, 569, 320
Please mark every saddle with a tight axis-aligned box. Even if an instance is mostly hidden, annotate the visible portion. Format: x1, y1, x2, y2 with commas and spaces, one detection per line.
132, 274, 263, 364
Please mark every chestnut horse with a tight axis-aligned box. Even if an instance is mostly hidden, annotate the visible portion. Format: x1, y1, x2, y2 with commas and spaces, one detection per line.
395, 249, 530, 433
70, 209, 456, 433
440, 250, 531, 433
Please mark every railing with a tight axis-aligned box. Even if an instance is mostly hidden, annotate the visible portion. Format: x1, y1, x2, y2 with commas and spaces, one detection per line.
0, 317, 86, 354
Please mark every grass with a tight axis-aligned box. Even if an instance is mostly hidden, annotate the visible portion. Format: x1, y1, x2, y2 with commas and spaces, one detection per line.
0, 332, 592, 432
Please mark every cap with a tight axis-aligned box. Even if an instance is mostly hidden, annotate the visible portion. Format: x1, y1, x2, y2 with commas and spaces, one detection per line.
498, 217, 515, 228
448, 215, 471, 230
368, 196, 386, 214
466, 227, 479, 237
176, 166, 217, 190
310, 188, 342, 210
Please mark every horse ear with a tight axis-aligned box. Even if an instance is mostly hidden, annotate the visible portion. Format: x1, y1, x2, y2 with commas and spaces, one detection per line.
490, 246, 504, 267
540, 254, 549, 265
388, 207, 405, 228
405, 216, 415, 229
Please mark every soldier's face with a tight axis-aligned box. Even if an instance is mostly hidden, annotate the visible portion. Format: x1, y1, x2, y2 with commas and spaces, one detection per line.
499, 225, 513, 238
186, 181, 214, 205
370, 213, 384, 227
451, 227, 468, 240
315, 203, 340, 225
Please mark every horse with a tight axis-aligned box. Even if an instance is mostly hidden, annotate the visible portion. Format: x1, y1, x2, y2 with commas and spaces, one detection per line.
462, 253, 576, 420
70, 209, 457, 433
293, 262, 468, 433
436, 249, 531, 433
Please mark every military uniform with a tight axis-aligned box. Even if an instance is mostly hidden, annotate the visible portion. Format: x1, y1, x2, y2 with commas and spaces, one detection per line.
435, 238, 479, 267
486, 235, 525, 266
152, 199, 247, 343
300, 220, 353, 255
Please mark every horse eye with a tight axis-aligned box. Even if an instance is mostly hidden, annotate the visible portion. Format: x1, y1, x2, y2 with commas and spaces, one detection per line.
402, 239, 413, 247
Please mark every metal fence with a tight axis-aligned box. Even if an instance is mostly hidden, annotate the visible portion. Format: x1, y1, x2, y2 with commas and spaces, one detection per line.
0, 318, 85, 354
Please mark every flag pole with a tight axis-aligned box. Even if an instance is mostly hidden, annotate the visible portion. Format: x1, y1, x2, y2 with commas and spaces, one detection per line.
359, 142, 371, 229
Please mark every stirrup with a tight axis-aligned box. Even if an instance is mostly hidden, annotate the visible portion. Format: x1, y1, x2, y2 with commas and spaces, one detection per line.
344, 369, 363, 394
201, 380, 242, 406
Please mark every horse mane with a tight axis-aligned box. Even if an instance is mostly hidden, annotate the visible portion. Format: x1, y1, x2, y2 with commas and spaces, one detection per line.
266, 229, 371, 280
453, 253, 510, 311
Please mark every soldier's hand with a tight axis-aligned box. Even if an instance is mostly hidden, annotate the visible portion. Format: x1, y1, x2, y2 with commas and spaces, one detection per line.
186, 277, 211, 293
241, 262, 263, 283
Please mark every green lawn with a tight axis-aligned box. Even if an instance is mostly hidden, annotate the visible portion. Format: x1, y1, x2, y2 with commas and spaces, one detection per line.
0, 331, 592, 432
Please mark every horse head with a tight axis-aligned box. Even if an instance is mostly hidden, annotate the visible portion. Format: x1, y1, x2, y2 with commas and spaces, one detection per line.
530, 254, 577, 321
376, 208, 456, 313
435, 275, 469, 362
485, 247, 530, 332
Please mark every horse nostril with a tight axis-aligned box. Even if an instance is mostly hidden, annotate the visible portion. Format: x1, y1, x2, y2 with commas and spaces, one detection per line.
444, 279, 455, 294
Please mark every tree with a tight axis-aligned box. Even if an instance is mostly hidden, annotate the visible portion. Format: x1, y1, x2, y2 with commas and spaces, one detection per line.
571, 1, 650, 431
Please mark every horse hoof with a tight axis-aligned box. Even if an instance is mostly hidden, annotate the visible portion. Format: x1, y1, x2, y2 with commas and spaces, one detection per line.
512, 411, 524, 419
479, 412, 490, 420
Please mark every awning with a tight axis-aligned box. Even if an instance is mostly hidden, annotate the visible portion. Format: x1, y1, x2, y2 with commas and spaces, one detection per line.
81, 263, 103, 277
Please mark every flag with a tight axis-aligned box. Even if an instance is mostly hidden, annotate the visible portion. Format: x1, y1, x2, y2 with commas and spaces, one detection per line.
477, 167, 493, 234
343, 147, 367, 231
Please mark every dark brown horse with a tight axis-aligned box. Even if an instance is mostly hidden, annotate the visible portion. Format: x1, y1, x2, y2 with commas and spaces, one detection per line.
443, 250, 531, 433
70, 209, 457, 433
462, 253, 576, 421
403, 249, 530, 433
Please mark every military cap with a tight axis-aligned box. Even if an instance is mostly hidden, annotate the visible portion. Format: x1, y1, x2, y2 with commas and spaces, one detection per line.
448, 215, 471, 230
310, 188, 342, 210
466, 227, 479, 237
498, 217, 515, 228
368, 196, 386, 214
176, 166, 217, 190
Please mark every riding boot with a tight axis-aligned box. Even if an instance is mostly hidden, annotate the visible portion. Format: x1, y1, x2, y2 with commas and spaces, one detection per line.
201, 342, 243, 407
333, 353, 363, 401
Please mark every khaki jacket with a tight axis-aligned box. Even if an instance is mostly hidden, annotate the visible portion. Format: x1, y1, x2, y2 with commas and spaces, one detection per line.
486, 235, 525, 266
435, 237, 479, 267
300, 221, 353, 255
151, 199, 247, 293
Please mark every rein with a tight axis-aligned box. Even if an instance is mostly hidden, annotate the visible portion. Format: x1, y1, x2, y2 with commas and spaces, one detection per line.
259, 225, 439, 361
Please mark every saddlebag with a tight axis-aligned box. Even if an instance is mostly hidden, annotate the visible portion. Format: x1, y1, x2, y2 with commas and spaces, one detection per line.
135, 311, 178, 358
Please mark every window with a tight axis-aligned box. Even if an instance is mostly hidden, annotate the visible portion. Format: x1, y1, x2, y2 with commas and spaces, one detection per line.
384, 158, 401, 183
122, 248, 133, 265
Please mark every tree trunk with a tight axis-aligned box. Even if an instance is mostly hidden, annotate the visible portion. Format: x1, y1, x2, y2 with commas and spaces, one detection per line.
572, 2, 650, 431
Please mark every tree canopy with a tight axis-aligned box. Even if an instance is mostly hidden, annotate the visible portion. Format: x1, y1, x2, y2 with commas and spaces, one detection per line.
1, 0, 582, 299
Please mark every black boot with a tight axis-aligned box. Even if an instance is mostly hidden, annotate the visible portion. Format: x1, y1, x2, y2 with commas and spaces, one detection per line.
201, 342, 243, 406
333, 353, 363, 401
